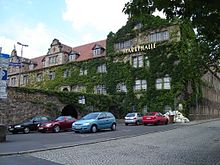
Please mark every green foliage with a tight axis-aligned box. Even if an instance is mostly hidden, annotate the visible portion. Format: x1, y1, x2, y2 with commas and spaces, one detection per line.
123, 0, 220, 74
44, 102, 60, 118
23, 14, 202, 118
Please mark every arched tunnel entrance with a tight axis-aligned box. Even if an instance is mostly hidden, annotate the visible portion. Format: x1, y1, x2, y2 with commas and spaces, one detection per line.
61, 104, 78, 119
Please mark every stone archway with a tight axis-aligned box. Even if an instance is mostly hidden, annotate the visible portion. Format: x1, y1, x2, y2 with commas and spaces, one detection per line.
61, 104, 78, 119
62, 88, 69, 92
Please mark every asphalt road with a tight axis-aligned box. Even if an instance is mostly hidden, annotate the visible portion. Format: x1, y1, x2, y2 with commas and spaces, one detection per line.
1, 123, 180, 154
0, 120, 220, 165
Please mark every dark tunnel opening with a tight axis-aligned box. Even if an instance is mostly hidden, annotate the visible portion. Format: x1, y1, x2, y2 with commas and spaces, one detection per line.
61, 105, 78, 119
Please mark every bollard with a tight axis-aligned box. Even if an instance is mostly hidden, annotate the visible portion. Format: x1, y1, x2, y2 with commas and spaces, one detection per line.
0, 124, 6, 142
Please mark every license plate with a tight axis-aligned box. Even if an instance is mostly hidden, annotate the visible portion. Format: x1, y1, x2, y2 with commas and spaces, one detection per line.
38, 127, 43, 130
9, 128, 14, 131
75, 126, 81, 129
147, 117, 151, 120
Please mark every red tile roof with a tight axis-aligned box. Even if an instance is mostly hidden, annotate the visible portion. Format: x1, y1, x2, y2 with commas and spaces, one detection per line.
73, 39, 106, 61
30, 39, 106, 70
31, 55, 45, 70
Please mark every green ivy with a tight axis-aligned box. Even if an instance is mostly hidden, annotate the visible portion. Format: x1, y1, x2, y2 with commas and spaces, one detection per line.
23, 15, 203, 118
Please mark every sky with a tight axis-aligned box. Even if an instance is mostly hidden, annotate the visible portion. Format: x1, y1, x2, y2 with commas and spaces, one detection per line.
0, 0, 130, 58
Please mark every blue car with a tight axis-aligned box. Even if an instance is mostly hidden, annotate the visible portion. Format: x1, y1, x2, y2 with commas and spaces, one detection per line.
72, 112, 116, 133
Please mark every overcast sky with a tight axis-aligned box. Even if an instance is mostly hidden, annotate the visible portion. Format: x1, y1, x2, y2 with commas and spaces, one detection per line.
0, 0, 130, 58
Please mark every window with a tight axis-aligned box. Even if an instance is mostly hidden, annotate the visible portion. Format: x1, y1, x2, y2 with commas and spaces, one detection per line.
98, 113, 106, 119
49, 56, 57, 65
156, 78, 163, 89
97, 64, 107, 73
11, 77, 16, 86
68, 52, 79, 61
116, 83, 127, 93
133, 55, 143, 68
156, 76, 171, 90
93, 48, 101, 56
114, 40, 132, 50
149, 31, 169, 42
48, 71, 55, 80
134, 80, 147, 91
94, 85, 106, 94
36, 73, 43, 82
29, 64, 34, 70
164, 77, 171, 89
92, 45, 105, 56
22, 75, 28, 85
63, 69, 71, 78
79, 68, 87, 76
42, 60, 45, 67
145, 56, 150, 68
72, 85, 86, 93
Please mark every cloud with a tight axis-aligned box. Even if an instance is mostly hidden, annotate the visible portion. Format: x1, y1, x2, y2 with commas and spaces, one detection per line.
63, 0, 129, 33
0, 21, 53, 58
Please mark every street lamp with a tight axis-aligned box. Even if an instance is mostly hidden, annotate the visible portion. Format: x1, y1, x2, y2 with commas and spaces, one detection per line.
17, 42, 28, 87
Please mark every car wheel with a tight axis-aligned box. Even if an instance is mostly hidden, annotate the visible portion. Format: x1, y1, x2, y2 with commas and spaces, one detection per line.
125, 123, 128, 126
111, 123, 116, 131
23, 127, 30, 134
136, 121, 140, 126
155, 120, 160, 125
91, 125, 97, 133
165, 120, 168, 125
53, 125, 60, 133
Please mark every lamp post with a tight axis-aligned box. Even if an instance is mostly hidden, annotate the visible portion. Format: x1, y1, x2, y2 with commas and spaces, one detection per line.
17, 42, 28, 86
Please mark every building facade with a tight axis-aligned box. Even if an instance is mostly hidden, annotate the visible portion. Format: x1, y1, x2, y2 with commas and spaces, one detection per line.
7, 15, 220, 117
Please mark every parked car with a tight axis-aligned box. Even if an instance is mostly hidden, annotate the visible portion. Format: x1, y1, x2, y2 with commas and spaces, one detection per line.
38, 116, 76, 133
124, 112, 142, 125
142, 112, 169, 125
8, 116, 51, 134
72, 112, 116, 133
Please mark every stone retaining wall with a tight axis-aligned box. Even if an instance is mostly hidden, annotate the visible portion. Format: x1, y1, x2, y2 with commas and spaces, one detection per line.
0, 87, 65, 126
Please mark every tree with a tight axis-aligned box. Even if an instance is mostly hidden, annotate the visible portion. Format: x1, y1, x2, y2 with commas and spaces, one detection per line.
123, 0, 220, 74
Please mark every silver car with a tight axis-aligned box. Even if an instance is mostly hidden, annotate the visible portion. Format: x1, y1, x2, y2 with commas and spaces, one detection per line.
124, 113, 142, 125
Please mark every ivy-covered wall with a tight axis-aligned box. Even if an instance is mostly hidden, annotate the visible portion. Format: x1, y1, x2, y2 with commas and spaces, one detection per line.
24, 15, 202, 117
105, 15, 203, 116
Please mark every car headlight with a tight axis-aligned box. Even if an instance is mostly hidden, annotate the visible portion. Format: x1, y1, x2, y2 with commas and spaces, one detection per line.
72, 123, 75, 126
46, 123, 52, 127
15, 125, 21, 128
83, 122, 90, 126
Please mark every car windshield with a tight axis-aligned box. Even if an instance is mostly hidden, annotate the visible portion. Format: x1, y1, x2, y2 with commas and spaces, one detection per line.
56, 116, 65, 121
126, 113, 136, 117
145, 112, 155, 116
82, 113, 100, 120
22, 118, 34, 122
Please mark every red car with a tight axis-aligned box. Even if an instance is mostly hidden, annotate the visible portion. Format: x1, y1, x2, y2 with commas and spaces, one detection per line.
38, 116, 76, 133
142, 112, 168, 125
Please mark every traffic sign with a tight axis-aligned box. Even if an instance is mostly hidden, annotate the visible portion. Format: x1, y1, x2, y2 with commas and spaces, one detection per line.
1, 70, 7, 80
0, 53, 10, 59
9, 62, 23, 67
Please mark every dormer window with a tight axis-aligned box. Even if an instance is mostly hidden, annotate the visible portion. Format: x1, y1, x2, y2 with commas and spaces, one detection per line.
29, 63, 35, 70
92, 44, 105, 56
69, 51, 79, 62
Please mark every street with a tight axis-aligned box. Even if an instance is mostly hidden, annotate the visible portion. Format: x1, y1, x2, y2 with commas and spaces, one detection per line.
0, 120, 220, 165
